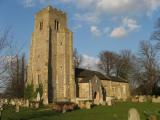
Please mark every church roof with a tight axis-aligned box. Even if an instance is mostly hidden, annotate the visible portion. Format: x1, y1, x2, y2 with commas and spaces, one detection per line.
75, 68, 128, 83
109, 76, 128, 83
75, 68, 110, 82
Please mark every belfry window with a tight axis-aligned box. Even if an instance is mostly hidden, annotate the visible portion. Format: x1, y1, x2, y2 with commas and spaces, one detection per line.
38, 74, 40, 84
39, 21, 43, 30
54, 20, 59, 31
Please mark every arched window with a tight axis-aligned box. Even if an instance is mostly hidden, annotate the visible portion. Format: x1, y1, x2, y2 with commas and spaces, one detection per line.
54, 20, 59, 31
39, 21, 43, 30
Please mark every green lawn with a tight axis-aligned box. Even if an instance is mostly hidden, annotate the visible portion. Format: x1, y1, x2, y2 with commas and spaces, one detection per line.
2, 102, 160, 120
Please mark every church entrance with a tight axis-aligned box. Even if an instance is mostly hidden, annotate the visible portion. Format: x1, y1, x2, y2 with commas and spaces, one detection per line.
93, 91, 100, 104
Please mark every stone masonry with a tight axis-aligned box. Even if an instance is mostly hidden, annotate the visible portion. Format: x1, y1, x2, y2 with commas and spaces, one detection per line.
27, 6, 76, 104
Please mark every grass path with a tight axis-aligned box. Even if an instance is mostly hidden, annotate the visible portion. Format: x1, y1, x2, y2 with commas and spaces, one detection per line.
2, 102, 160, 120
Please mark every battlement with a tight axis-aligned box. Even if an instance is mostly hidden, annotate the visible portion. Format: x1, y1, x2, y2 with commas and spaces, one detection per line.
35, 5, 66, 17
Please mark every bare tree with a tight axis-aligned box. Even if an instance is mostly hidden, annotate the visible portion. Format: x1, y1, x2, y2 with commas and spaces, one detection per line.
0, 28, 13, 94
116, 49, 134, 80
138, 40, 158, 94
5, 54, 26, 98
151, 18, 160, 49
98, 50, 119, 76
73, 48, 82, 68
98, 49, 134, 81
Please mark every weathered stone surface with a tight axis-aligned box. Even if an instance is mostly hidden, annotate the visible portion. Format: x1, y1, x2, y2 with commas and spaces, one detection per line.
25, 100, 29, 108
128, 108, 140, 120
101, 101, 106, 106
27, 6, 76, 104
36, 92, 41, 102
79, 102, 86, 109
152, 97, 160, 103
101, 80, 130, 100
15, 102, 20, 112
86, 101, 91, 109
35, 102, 39, 109
106, 97, 113, 106
139, 96, 147, 103
10, 99, 16, 106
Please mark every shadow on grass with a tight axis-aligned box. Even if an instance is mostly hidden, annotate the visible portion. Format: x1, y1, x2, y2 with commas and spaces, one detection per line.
3, 107, 61, 120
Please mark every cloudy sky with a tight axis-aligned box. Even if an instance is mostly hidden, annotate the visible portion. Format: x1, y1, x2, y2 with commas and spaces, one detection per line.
1, 0, 160, 69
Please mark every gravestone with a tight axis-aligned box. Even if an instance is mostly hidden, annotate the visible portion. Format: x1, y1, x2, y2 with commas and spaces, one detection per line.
152, 97, 160, 103
79, 101, 86, 109
10, 99, 15, 106
62, 105, 67, 113
86, 101, 91, 109
4, 99, 8, 104
132, 97, 139, 102
101, 101, 106, 106
36, 92, 41, 102
35, 102, 39, 109
106, 97, 112, 106
26, 100, 29, 108
139, 96, 147, 103
128, 108, 140, 120
15, 102, 20, 112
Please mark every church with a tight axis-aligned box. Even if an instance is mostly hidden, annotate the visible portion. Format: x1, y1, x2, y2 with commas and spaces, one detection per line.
27, 6, 130, 105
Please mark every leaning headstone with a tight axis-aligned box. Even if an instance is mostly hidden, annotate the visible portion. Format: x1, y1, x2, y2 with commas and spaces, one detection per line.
128, 108, 140, 120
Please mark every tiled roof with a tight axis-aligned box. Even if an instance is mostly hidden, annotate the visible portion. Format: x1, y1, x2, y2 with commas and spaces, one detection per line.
75, 68, 128, 83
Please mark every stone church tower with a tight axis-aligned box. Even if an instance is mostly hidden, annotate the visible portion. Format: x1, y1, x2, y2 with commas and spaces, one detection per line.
27, 6, 76, 104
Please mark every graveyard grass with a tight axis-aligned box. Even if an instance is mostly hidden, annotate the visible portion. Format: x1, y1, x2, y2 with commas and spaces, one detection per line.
3, 102, 160, 120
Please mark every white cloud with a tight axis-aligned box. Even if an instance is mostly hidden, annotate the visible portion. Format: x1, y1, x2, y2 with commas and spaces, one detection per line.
110, 17, 140, 38
75, 13, 100, 24
73, 0, 160, 17
22, 0, 35, 7
59, 0, 72, 3
80, 54, 99, 70
22, 0, 51, 7
72, 24, 82, 31
110, 26, 127, 38
96, 0, 160, 16
22, 0, 160, 16
122, 17, 140, 31
90, 26, 101, 36
77, 0, 95, 8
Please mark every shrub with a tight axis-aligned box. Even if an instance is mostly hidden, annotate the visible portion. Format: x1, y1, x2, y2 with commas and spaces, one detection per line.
36, 84, 43, 98
24, 84, 36, 101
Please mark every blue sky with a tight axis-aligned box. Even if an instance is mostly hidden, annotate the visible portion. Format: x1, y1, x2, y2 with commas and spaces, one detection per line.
1, 0, 160, 68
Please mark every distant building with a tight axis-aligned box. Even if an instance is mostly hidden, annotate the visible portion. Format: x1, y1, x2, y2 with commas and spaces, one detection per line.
76, 68, 130, 103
